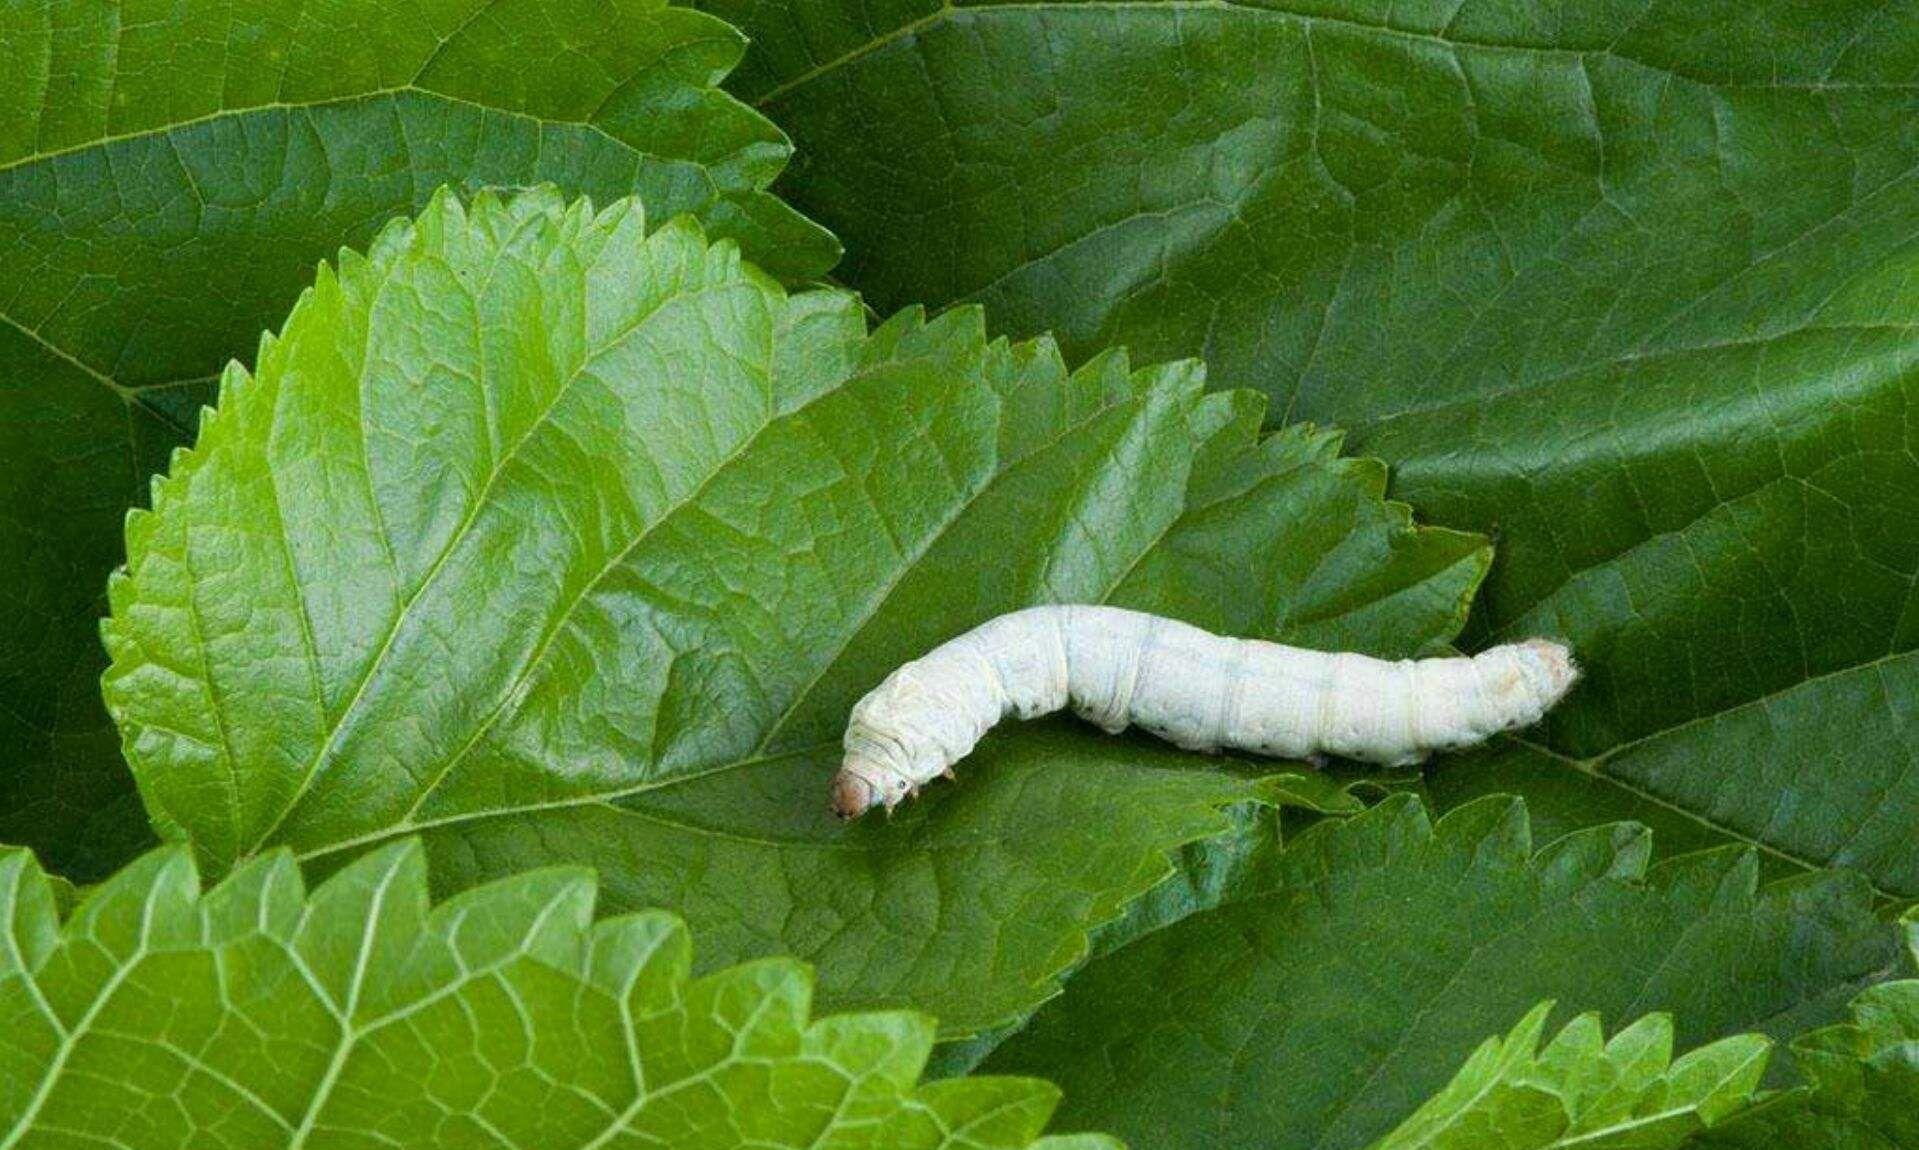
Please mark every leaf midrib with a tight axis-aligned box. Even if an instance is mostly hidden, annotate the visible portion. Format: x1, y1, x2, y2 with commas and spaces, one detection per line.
1, 5, 655, 181
284, 848, 402, 1148
251, 271, 751, 853
1355, 321, 1919, 437
1508, 734, 1888, 898
750, 0, 1919, 112
297, 734, 1184, 865
0, 81, 727, 430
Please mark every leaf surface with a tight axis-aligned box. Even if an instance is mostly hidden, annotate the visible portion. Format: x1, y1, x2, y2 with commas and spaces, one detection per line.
978, 795, 1897, 1150
0, 0, 834, 879
719, 0, 1919, 896
1697, 914, 1919, 1150
102, 187, 1485, 1037
0, 838, 1115, 1149
1368, 1001, 1770, 1150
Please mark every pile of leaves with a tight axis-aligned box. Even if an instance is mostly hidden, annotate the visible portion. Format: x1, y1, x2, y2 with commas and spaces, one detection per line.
2, 1, 1915, 1146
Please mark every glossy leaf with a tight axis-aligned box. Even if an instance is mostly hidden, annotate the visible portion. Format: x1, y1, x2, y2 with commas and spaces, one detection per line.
979, 795, 1896, 1150
102, 187, 1486, 1037
0, 838, 1115, 1149
0, 0, 834, 880
720, 0, 1919, 897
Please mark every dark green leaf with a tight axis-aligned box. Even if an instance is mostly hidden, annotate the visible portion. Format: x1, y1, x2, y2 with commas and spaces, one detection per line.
980, 796, 1897, 1150
1696, 912, 1919, 1150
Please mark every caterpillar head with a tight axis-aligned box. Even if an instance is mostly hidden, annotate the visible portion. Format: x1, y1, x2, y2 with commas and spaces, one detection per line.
831, 755, 922, 819
831, 768, 880, 820
834, 665, 975, 819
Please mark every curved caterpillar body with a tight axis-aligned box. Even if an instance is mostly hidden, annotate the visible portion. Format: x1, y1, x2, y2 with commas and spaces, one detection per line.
832, 605, 1578, 819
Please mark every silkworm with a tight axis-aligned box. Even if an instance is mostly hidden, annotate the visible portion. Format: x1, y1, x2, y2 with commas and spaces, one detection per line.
832, 605, 1577, 818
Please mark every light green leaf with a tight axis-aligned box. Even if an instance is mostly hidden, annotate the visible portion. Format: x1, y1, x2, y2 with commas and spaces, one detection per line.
979, 795, 1897, 1150
1694, 985, 1919, 1150
0, 838, 1115, 1148
1370, 1001, 1771, 1150
102, 187, 1485, 1038
0, 0, 834, 881
719, 0, 1919, 897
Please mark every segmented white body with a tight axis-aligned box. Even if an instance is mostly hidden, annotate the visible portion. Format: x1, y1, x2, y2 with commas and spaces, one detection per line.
832, 605, 1577, 818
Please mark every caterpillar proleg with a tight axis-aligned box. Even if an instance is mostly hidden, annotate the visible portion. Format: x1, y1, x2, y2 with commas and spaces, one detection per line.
832, 605, 1578, 818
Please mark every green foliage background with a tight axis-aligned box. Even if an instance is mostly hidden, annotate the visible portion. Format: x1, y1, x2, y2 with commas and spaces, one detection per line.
2, 0, 1917, 1146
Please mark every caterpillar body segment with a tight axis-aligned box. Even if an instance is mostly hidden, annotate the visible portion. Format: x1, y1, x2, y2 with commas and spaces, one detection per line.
832, 605, 1578, 819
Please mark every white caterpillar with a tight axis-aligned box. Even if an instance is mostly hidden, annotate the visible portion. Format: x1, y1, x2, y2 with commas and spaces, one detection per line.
832, 605, 1578, 818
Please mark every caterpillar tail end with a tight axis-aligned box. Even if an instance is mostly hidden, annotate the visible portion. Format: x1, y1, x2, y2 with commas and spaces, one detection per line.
1522, 637, 1580, 695
1516, 637, 1581, 710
